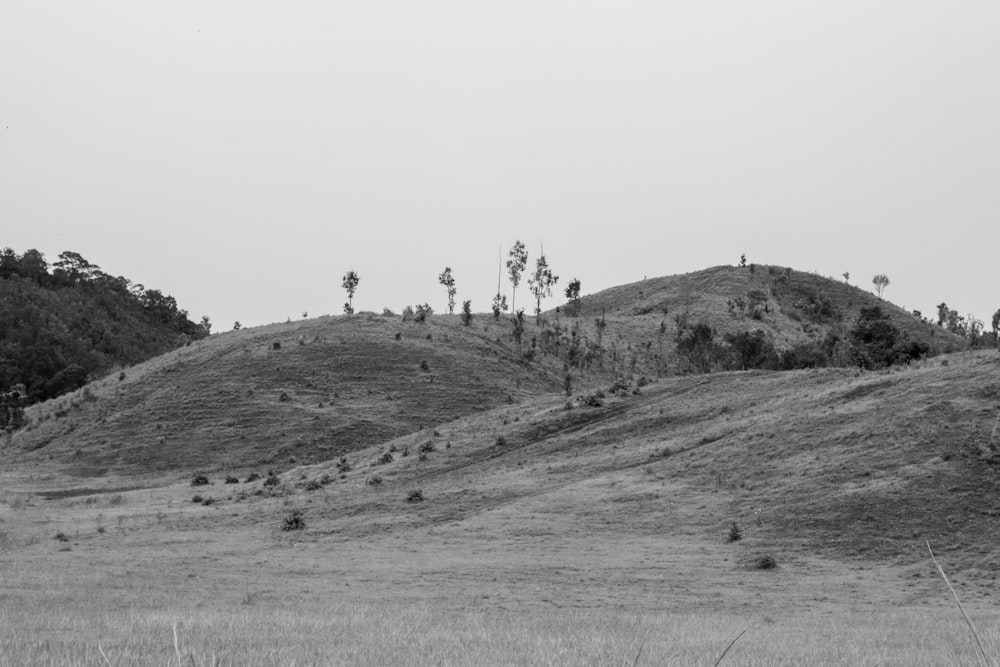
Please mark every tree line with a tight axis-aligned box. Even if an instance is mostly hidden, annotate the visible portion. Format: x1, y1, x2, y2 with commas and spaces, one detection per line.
1, 247, 209, 427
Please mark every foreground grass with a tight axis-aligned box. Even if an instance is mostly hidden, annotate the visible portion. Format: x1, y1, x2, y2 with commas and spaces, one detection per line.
1, 603, 997, 666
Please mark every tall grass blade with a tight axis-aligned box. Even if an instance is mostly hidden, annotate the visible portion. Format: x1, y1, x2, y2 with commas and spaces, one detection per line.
712, 627, 749, 666
97, 642, 112, 666
630, 638, 645, 667
926, 540, 990, 667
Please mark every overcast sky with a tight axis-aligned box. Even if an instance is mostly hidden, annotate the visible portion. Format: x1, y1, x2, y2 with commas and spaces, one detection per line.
2, 1, 997, 329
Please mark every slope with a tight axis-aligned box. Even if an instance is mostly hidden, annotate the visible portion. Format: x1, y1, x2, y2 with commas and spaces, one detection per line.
253, 348, 1000, 578
7, 313, 568, 476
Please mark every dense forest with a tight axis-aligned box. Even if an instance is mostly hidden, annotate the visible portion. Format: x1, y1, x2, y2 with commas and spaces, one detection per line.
0, 247, 208, 414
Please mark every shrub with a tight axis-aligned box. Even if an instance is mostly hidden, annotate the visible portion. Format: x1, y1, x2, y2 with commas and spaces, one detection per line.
461, 300, 473, 326
201, 496, 216, 506
495, 435, 507, 447
420, 360, 430, 372
304, 479, 323, 491
366, 475, 383, 486
377, 451, 394, 465
245, 471, 262, 483
191, 475, 210, 486
728, 522, 742, 543
407, 489, 425, 503
336, 457, 351, 472
192, 494, 204, 503
753, 555, 776, 570
263, 472, 280, 487
225, 475, 239, 484
583, 393, 603, 408
54, 532, 70, 542
418, 441, 435, 454
282, 509, 305, 531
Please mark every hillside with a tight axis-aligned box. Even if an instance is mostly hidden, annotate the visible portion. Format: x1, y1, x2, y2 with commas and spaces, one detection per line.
8, 313, 569, 475
5, 263, 974, 477
0, 247, 207, 409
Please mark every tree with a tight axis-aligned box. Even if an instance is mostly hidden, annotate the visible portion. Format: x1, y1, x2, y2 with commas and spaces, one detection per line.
461, 300, 473, 327
527, 251, 558, 323
872, 274, 890, 298
19, 249, 48, 284
492, 246, 508, 320
199, 316, 212, 335
842, 272, 850, 284
564, 278, 581, 317
849, 306, 900, 369
438, 267, 457, 315
739, 254, 747, 268
53, 251, 101, 283
506, 241, 528, 312
342, 270, 360, 315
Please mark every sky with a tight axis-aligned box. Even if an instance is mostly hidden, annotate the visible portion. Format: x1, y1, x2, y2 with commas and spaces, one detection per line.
2, 1, 998, 329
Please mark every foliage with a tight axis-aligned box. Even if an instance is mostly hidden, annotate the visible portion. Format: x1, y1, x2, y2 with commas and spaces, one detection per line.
511, 309, 526, 345
491, 292, 508, 320
724, 329, 778, 370
675, 318, 730, 374
438, 267, 457, 314
282, 509, 305, 531
406, 489, 425, 503
342, 270, 360, 315
506, 240, 528, 312
528, 252, 559, 321
728, 522, 742, 542
872, 273, 890, 298
0, 247, 206, 404
461, 300, 473, 326
413, 303, 434, 323
564, 278, 581, 317
0, 384, 27, 431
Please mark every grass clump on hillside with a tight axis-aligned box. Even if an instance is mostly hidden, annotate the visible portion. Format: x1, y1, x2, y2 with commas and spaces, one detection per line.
282, 509, 305, 531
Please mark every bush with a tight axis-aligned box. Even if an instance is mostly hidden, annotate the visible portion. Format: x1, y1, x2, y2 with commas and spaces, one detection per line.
263, 472, 280, 487
727, 522, 742, 543
336, 457, 351, 472
420, 360, 430, 372
245, 471, 262, 483
191, 474, 210, 486
304, 479, 323, 491
191, 494, 204, 503
225, 475, 239, 484
201, 496, 216, 506
495, 435, 507, 447
366, 475, 383, 486
418, 441, 435, 454
282, 509, 305, 531
377, 451, 394, 465
461, 300, 473, 326
406, 489, 425, 503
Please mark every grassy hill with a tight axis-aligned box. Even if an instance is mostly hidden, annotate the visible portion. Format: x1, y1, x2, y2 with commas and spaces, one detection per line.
9, 313, 569, 475
1, 263, 999, 663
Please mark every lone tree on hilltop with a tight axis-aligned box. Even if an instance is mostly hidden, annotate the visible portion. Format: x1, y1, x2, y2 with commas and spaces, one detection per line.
528, 249, 558, 324
506, 240, 528, 312
342, 270, 360, 315
872, 273, 890, 299
438, 267, 457, 315
564, 278, 581, 317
